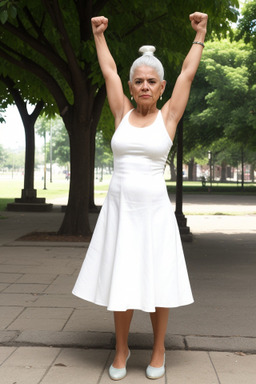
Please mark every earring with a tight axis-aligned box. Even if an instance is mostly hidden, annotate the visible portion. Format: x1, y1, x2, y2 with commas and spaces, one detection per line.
131, 96, 133, 101
160, 95, 162, 101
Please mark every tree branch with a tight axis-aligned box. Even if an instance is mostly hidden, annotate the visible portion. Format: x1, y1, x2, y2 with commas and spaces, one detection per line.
0, 75, 44, 126
0, 43, 69, 116
0, 75, 27, 117
42, 0, 82, 85
123, 11, 168, 38
23, 7, 48, 44
30, 100, 44, 124
23, 6, 56, 48
75, 0, 92, 41
1, 19, 72, 87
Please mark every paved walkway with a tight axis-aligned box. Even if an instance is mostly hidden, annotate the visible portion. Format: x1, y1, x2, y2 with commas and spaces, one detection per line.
0, 194, 256, 383
52, 193, 256, 215
1, 347, 255, 384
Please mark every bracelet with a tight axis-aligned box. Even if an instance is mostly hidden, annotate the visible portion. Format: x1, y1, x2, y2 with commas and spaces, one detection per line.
192, 41, 205, 48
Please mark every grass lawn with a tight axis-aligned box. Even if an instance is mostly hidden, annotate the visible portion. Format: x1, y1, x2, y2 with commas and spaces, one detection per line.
0, 178, 69, 198
0, 175, 111, 210
166, 180, 256, 194
0, 198, 14, 212
0, 174, 255, 211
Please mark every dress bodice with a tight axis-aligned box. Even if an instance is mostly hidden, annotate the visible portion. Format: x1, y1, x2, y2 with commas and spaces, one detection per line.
111, 109, 172, 177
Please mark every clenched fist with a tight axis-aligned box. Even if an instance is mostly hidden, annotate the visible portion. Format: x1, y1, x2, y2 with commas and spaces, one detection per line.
189, 12, 208, 33
91, 16, 108, 35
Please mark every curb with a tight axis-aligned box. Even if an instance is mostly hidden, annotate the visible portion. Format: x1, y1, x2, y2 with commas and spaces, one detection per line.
1, 330, 256, 354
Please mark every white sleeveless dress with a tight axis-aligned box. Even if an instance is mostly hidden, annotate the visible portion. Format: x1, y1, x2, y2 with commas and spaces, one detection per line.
72, 109, 193, 312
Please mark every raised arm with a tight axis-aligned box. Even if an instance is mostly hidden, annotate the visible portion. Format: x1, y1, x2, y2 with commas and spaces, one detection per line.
91, 17, 131, 127
162, 12, 208, 140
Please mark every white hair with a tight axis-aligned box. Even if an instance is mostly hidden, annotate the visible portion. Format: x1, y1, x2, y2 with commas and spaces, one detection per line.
129, 45, 164, 82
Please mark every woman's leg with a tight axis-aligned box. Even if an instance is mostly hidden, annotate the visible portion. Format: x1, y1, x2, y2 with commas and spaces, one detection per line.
112, 310, 134, 368
149, 307, 169, 367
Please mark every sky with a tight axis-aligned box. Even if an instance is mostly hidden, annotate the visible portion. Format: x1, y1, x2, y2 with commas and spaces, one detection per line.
0, 105, 25, 150
0, 105, 43, 151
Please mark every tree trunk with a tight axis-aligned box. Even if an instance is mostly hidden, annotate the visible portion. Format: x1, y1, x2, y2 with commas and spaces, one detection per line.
193, 161, 197, 180
250, 164, 255, 182
19, 103, 44, 201
188, 157, 194, 181
22, 118, 36, 200
241, 148, 244, 189
220, 161, 227, 182
58, 115, 91, 236
2, 77, 44, 202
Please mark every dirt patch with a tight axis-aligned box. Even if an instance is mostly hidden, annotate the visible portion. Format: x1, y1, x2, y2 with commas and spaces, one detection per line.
17, 231, 91, 242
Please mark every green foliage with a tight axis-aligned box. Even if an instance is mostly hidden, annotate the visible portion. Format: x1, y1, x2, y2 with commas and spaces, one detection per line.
97, 99, 115, 144
51, 120, 70, 167
209, 138, 244, 167
0, 107, 5, 122
183, 144, 208, 165
236, 0, 256, 47
185, 38, 256, 163
35, 114, 70, 167
1, 148, 25, 170
95, 130, 113, 170
0, 0, 240, 113
0, 0, 242, 130
0, 144, 7, 167
166, 182, 256, 194
0, 0, 17, 24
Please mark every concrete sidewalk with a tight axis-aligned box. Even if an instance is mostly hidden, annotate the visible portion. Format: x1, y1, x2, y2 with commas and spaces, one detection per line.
0, 193, 256, 383
1, 347, 255, 384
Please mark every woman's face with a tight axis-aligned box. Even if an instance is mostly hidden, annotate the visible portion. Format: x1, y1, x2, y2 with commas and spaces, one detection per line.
129, 65, 166, 106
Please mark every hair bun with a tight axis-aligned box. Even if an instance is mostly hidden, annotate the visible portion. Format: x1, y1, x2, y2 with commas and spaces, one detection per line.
139, 45, 156, 56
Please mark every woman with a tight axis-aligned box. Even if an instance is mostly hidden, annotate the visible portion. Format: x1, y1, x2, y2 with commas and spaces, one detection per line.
73, 12, 208, 380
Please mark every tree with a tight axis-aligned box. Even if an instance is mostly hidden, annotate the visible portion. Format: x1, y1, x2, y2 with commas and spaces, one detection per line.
5, 149, 25, 171
36, 113, 70, 168
0, 55, 56, 203
185, 39, 256, 152
0, 1, 58, 204
236, 0, 256, 47
183, 36, 256, 184
95, 130, 113, 181
51, 119, 70, 168
1, 77, 44, 201
0, 107, 5, 123
0, 0, 239, 235
166, 145, 177, 181
0, 144, 7, 169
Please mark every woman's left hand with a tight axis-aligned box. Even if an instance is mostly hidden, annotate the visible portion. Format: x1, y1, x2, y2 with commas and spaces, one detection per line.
189, 12, 208, 33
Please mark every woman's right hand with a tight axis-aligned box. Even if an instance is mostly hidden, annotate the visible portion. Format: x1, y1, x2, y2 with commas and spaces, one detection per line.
91, 16, 108, 35
189, 12, 208, 34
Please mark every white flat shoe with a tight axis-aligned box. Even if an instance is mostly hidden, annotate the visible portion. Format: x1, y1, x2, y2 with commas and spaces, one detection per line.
146, 354, 165, 380
109, 349, 131, 381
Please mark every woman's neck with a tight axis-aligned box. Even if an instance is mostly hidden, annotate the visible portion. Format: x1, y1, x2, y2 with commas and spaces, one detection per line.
135, 105, 158, 116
